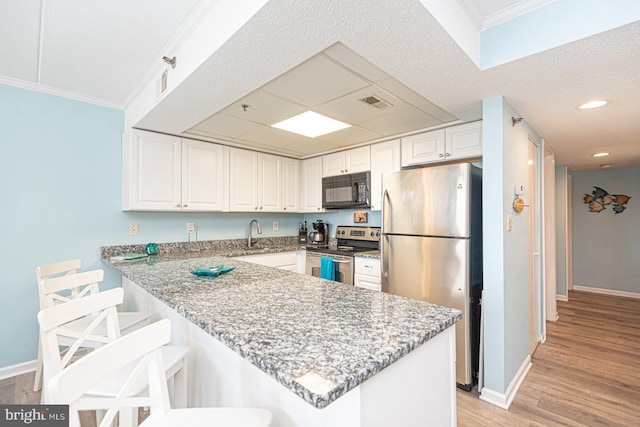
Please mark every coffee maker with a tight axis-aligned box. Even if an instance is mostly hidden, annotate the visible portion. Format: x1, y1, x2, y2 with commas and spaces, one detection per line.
309, 220, 329, 246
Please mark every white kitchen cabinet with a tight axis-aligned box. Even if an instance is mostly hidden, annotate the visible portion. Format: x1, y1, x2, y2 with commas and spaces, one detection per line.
401, 128, 445, 166
281, 158, 300, 212
239, 251, 299, 272
445, 121, 482, 162
230, 148, 293, 212
181, 138, 228, 211
370, 139, 401, 211
354, 256, 381, 292
401, 121, 482, 167
301, 157, 324, 213
123, 129, 228, 211
322, 146, 371, 177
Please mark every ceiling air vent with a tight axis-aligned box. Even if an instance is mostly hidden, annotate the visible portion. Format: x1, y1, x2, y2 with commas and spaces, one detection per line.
359, 95, 392, 109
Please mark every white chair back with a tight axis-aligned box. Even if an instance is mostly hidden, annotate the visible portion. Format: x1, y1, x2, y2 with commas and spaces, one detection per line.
48, 320, 172, 427
35, 258, 82, 310
39, 269, 103, 309
37, 287, 123, 398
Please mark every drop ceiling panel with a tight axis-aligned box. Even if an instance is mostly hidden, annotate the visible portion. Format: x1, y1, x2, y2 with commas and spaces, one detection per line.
323, 43, 391, 83
261, 54, 370, 107
219, 89, 307, 125
280, 139, 340, 156
375, 77, 457, 123
315, 126, 383, 147
39, 0, 200, 103
0, 0, 41, 81
314, 86, 412, 125
239, 126, 313, 148
191, 113, 264, 138
363, 108, 442, 136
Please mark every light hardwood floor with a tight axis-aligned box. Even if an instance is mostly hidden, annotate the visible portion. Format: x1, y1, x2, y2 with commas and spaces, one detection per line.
458, 290, 640, 426
2, 291, 639, 426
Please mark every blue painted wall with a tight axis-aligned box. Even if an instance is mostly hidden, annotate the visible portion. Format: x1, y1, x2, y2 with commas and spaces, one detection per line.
555, 166, 569, 297
0, 84, 302, 369
481, 0, 640, 69
572, 166, 640, 294
482, 96, 540, 394
302, 210, 381, 238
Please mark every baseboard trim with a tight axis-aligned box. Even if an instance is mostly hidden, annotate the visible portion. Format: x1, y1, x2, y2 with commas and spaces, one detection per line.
0, 360, 36, 381
556, 294, 568, 302
573, 285, 640, 300
479, 355, 532, 409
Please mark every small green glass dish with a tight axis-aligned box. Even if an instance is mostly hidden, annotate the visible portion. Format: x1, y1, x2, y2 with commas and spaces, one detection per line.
145, 243, 159, 255
191, 266, 235, 277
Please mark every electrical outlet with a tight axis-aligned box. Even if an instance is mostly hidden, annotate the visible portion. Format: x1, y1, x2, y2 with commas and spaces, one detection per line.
129, 224, 138, 236
273, 221, 279, 231
187, 222, 195, 234
506, 215, 513, 231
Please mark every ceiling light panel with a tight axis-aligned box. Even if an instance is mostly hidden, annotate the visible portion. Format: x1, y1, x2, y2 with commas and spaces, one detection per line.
271, 111, 351, 138
577, 100, 609, 110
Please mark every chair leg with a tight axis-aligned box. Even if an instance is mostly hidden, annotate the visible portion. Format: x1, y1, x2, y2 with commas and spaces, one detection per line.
33, 340, 43, 392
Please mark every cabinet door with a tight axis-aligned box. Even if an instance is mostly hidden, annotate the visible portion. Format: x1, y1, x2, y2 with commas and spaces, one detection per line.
401, 129, 445, 166
370, 140, 400, 211
282, 158, 300, 212
354, 274, 382, 292
129, 129, 181, 210
322, 152, 346, 177
257, 153, 282, 212
181, 139, 228, 211
229, 148, 258, 211
301, 157, 324, 212
445, 121, 482, 161
345, 146, 371, 173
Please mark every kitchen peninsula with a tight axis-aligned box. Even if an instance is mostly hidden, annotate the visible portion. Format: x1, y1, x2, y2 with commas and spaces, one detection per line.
103, 242, 461, 427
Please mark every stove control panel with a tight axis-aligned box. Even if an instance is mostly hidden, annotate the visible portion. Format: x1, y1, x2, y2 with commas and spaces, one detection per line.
335, 226, 381, 241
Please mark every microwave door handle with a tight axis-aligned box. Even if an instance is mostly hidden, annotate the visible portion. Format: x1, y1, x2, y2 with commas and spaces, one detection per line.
353, 182, 358, 202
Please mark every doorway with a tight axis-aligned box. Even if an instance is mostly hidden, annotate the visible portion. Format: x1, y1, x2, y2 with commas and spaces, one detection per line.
528, 138, 540, 355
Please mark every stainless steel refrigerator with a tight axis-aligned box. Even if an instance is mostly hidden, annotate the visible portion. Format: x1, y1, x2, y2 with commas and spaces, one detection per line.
381, 163, 482, 391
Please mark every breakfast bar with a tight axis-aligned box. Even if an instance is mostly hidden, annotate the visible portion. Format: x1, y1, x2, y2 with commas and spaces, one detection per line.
103, 249, 461, 427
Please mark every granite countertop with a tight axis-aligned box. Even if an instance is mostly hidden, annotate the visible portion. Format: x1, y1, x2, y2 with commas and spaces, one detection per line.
354, 250, 380, 259
102, 239, 458, 409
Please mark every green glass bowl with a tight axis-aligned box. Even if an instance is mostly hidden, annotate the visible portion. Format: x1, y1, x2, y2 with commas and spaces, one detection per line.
145, 243, 159, 255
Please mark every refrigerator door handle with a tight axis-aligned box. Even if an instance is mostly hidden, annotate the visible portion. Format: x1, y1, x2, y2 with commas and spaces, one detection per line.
381, 234, 389, 279
381, 189, 391, 233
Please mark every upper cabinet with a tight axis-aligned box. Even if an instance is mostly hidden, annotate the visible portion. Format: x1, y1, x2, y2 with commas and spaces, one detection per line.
401, 121, 482, 167
281, 158, 300, 212
301, 157, 324, 213
370, 139, 401, 211
123, 129, 228, 211
230, 149, 285, 212
322, 146, 371, 177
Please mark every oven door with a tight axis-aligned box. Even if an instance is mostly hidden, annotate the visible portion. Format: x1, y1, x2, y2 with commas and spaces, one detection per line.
305, 252, 354, 285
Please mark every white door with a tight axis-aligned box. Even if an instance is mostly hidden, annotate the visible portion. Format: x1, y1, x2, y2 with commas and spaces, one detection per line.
301, 157, 324, 212
322, 152, 345, 177
345, 146, 371, 173
529, 139, 540, 355
370, 139, 400, 211
400, 129, 445, 166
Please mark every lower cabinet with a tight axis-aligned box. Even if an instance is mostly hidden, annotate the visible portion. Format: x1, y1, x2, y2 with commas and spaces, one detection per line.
236, 251, 302, 272
354, 257, 381, 291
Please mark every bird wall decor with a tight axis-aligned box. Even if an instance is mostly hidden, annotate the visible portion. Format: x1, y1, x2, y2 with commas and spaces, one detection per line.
583, 186, 631, 214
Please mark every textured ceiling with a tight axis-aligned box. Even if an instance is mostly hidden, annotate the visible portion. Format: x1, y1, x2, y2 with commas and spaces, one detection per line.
1, 0, 638, 171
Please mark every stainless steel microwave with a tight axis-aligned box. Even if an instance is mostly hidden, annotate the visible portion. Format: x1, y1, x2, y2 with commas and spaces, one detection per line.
322, 171, 370, 209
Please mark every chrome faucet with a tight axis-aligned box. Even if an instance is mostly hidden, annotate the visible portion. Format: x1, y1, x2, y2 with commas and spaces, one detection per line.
248, 219, 262, 248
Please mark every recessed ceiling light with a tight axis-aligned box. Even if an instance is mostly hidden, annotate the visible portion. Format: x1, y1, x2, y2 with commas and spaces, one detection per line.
600, 164, 612, 169
577, 100, 609, 110
271, 111, 351, 138
592, 152, 610, 157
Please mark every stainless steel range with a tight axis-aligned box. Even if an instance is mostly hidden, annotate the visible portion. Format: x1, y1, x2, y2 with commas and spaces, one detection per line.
305, 225, 381, 285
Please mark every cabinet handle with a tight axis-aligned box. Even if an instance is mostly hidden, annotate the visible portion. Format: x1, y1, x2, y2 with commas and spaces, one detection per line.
175, 204, 180, 208
260, 206, 263, 210
255, 206, 258, 210
341, 169, 344, 173
439, 153, 444, 158
317, 207, 321, 211
445, 152, 451, 157
283, 207, 287, 211
183, 204, 187, 207
345, 169, 348, 173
